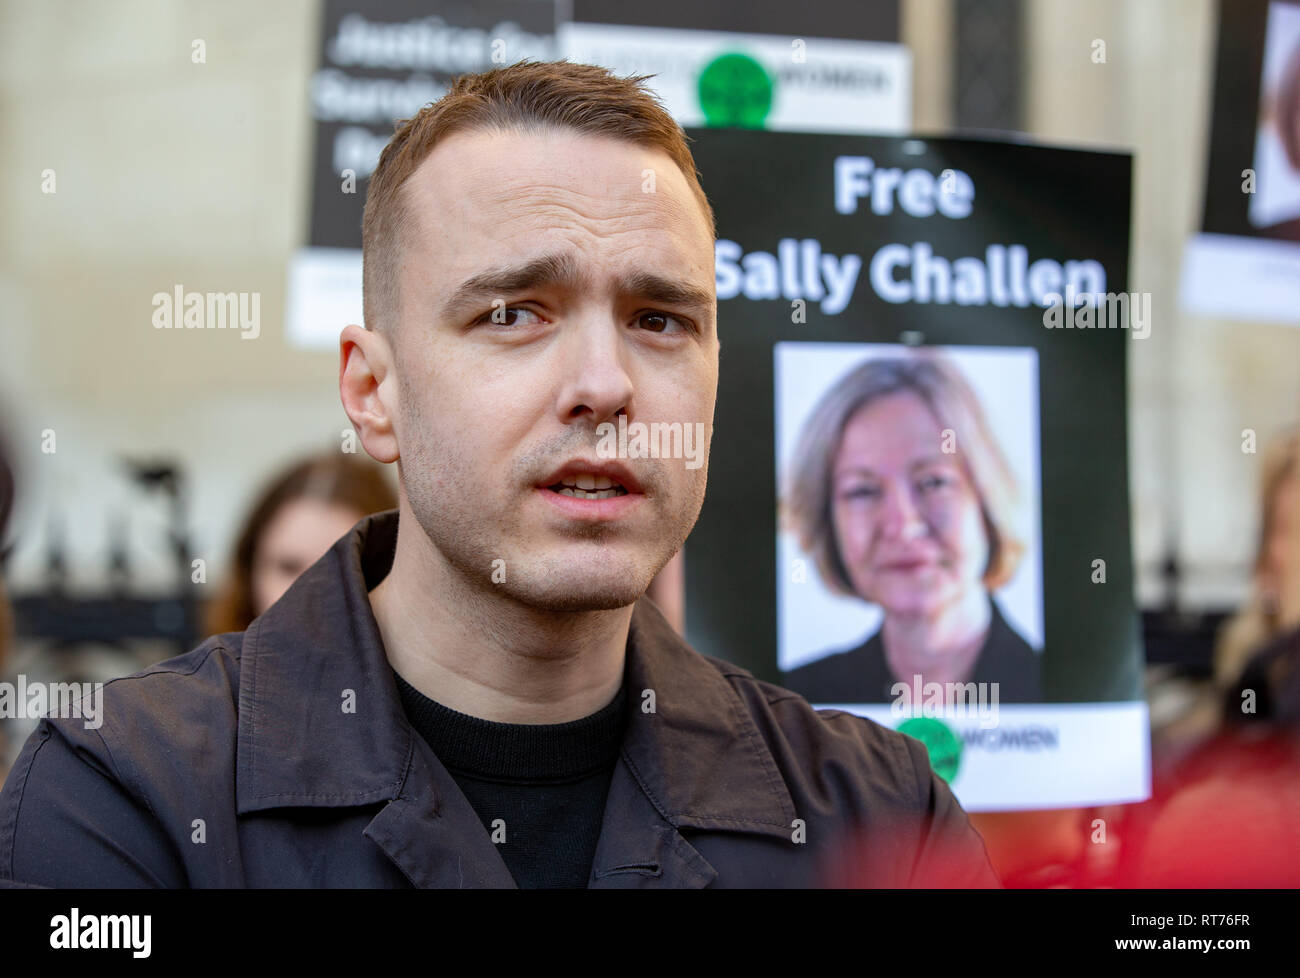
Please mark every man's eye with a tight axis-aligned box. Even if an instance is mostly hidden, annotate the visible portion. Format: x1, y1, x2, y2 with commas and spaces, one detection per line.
636, 311, 687, 334
842, 485, 881, 500
476, 306, 542, 327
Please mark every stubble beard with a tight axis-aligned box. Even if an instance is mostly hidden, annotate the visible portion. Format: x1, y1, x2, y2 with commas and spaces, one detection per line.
397, 386, 703, 615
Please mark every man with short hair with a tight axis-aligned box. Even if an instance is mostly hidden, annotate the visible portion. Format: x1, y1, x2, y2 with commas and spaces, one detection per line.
0, 61, 998, 888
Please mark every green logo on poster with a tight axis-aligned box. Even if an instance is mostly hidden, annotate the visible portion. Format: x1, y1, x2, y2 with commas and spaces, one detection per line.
697, 52, 773, 128
898, 716, 962, 783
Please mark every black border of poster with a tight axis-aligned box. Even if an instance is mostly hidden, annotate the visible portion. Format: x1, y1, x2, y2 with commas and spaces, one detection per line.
682, 128, 1141, 705
1200, 0, 1285, 238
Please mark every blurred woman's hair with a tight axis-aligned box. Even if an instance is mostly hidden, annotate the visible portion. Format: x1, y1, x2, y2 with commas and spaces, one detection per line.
782, 352, 1026, 599
204, 453, 397, 636
0, 426, 15, 783
1216, 427, 1300, 685
0, 424, 15, 679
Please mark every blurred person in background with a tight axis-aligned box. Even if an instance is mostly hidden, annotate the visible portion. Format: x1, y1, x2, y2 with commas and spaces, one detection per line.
0, 428, 14, 785
1115, 426, 1300, 886
205, 452, 397, 635
1221, 427, 1300, 727
1138, 429, 1300, 771
1217, 428, 1299, 676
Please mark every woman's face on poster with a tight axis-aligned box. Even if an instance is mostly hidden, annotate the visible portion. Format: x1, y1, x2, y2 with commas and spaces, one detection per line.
830, 391, 990, 618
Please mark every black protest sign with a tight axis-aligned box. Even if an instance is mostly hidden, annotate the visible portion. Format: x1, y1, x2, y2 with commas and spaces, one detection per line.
686, 129, 1140, 706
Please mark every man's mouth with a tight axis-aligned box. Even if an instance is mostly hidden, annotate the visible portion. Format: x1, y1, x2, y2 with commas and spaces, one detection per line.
546, 475, 630, 500
535, 459, 643, 519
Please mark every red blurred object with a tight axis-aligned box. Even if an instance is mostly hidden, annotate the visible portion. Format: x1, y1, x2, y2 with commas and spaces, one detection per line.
1119, 728, 1300, 887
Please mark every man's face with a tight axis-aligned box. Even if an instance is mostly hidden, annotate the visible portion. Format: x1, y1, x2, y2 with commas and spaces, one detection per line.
388, 127, 718, 612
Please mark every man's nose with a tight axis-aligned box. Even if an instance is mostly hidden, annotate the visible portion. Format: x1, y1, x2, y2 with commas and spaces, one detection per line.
877, 482, 927, 540
552, 316, 635, 426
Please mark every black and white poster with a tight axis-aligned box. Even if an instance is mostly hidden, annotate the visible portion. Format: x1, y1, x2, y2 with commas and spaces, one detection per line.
1182, 0, 1300, 323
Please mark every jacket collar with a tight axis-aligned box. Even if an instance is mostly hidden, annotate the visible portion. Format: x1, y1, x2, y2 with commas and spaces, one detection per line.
236, 510, 796, 883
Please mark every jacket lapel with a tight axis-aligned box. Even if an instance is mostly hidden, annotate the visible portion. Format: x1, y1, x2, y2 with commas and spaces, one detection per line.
586, 599, 800, 888
362, 734, 518, 889
587, 760, 717, 888
236, 512, 408, 815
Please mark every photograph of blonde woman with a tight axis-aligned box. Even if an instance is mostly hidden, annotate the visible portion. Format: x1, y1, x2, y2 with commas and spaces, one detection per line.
779, 348, 1042, 703
1248, 2, 1300, 230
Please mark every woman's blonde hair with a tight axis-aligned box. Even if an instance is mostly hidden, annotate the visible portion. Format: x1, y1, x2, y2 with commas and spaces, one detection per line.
1215, 427, 1300, 684
782, 351, 1026, 598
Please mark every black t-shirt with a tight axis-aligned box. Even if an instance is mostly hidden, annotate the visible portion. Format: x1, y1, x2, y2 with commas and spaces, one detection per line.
393, 669, 626, 888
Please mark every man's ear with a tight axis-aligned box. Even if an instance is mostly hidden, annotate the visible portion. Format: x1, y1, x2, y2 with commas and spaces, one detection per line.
340, 324, 400, 464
